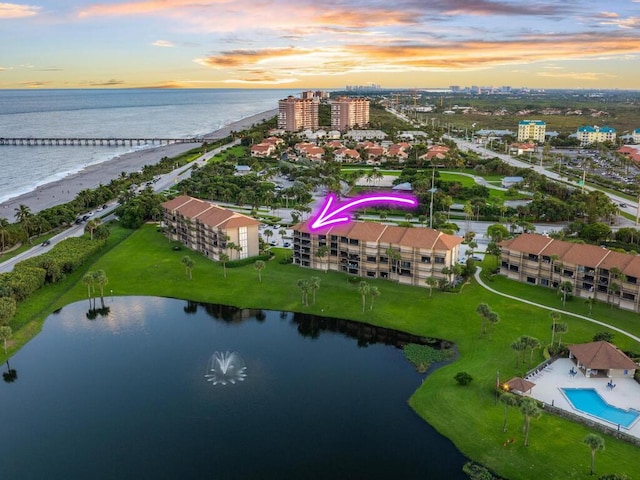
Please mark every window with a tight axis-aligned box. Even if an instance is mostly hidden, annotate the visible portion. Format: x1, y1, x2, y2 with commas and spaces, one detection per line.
367, 256, 377, 263
527, 277, 536, 284
434, 257, 445, 264
421, 256, 431, 263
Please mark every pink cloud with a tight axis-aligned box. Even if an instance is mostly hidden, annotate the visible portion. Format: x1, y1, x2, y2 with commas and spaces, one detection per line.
0, 2, 40, 18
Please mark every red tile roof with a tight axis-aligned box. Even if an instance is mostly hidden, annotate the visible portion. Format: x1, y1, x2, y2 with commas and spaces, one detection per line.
162, 196, 259, 229
293, 221, 461, 251
569, 341, 637, 370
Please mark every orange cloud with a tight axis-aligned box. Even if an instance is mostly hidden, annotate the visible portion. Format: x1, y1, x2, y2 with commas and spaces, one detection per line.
197, 33, 640, 81
78, 0, 232, 17
0, 2, 40, 18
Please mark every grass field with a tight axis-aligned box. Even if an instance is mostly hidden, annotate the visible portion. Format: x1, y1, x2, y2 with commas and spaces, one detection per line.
5, 223, 640, 479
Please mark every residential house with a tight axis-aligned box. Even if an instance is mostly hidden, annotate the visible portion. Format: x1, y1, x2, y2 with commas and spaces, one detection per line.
292, 221, 462, 287
162, 195, 260, 261
509, 143, 536, 155
499, 233, 640, 312
334, 147, 361, 163
250, 143, 276, 158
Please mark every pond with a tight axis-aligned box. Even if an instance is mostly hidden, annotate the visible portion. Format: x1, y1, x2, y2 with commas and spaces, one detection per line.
0, 296, 467, 479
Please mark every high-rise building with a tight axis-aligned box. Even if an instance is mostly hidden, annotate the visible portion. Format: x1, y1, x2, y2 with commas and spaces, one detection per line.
278, 96, 319, 132
576, 125, 617, 146
330, 96, 370, 131
517, 120, 546, 143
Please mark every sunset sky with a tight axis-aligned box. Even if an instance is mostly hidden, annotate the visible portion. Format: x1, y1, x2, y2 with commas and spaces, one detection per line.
1, 0, 640, 89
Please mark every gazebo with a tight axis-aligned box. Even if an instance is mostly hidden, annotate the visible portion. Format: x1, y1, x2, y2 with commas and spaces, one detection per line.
504, 377, 536, 395
568, 341, 637, 378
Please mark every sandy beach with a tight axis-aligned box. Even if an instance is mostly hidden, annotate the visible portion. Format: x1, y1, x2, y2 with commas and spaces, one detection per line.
0, 109, 277, 217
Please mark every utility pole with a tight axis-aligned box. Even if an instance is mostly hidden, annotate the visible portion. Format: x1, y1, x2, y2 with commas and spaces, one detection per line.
429, 167, 436, 229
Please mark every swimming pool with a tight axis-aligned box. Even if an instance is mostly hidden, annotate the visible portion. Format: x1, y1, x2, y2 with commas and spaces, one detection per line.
561, 388, 640, 429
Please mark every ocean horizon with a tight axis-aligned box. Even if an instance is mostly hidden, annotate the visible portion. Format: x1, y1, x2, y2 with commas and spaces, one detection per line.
0, 88, 300, 205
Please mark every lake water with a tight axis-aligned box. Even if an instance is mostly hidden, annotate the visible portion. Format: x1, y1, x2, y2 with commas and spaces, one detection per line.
0, 296, 467, 479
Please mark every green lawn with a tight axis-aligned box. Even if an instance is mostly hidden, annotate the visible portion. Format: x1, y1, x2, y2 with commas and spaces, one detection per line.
5, 224, 640, 479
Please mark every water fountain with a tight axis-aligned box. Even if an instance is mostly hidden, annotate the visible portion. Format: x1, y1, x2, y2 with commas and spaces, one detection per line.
205, 351, 247, 386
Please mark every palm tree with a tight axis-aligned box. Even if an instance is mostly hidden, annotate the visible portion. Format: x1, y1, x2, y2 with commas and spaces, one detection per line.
585, 297, 596, 315
500, 392, 518, 433
476, 303, 490, 335
358, 281, 370, 313
309, 276, 320, 304
315, 245, 329, 272
583, 433, 605, 476
520, 397, 541, 447
0, 325, 12, 354
85, 218, 102, 240
254, 260, 265, 282
511, 338, 526, 368
92, 270, 108, 307
559, 280, 573, 307
524, 336, 541, 364
14, 204, 34, 244
425, 276, 438, 297
0, 217, 10, 253
227, 241, 238, 260
369, 286, 380, 310
263, 229, 274, 245
181, 255, 194, 280
549, 311, 561, 345
82, 272, 95, 308
554, 322, 568, 346
385, 247, 401, 282
219, 253, 229, 279
487, 311, 500, 340
296, 279, 310, 306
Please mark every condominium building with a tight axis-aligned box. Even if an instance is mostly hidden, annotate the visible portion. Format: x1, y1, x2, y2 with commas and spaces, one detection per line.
499, 233, 640, 313
331, 97, 370, 131
633, 127, 640, 144
277, 96, 319, 132
292, 221, 462, 287
576, 125, 617, 146
517, 120, 546, 143
162, 195, 260, 261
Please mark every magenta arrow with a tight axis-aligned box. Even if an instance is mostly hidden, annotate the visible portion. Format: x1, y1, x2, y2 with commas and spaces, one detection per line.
309, 193, 418, 231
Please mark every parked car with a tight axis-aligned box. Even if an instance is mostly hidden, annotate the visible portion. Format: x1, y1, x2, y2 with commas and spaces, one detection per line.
41, 240, 51, 246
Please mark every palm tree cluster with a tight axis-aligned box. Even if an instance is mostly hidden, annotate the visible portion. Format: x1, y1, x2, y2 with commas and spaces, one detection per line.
82, 270, 109, 308
510, 335, 541, 368
476, 303, 500, 339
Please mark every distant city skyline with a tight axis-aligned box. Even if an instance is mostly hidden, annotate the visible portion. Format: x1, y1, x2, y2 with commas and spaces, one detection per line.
1, 0, 640, 89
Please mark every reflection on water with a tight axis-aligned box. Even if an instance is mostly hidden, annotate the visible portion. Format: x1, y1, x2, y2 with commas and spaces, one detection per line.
0, 297, 467, 480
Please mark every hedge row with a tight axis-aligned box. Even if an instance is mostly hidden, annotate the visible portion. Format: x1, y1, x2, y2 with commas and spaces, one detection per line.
226, 252, 273, 268
0, 236, 107, 302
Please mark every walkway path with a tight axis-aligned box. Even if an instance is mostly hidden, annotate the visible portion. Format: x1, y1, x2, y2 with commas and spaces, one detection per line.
473, 267, 640, 344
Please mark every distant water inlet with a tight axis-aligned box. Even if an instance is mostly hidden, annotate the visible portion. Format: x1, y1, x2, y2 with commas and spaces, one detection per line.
205, 351, 247, 386
561, 388, 640, 429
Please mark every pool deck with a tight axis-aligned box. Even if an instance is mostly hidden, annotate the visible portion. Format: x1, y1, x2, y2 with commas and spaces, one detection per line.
524, 358, 640, 439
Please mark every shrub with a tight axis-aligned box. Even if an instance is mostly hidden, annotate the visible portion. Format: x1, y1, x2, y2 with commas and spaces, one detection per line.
226, 253, 272, 268
462, 461, 495, 480
454, 371, 473, 386
403, 343, 454, 373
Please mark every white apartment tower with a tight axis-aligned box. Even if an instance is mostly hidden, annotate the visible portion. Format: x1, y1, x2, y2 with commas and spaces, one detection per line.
331, 97, 370, 131
278, 96, 319, 132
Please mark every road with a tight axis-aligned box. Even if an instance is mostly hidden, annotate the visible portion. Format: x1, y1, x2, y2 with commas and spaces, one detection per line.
448, 136, 639, 218
0, 140, 240, 273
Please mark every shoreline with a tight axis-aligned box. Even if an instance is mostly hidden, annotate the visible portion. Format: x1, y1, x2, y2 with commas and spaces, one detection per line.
0, 109, 277, 217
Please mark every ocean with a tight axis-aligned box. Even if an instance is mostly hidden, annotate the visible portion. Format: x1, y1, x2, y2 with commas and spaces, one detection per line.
0, 88, 299, 204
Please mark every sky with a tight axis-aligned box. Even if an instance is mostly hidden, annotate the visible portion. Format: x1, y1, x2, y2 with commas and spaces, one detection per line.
1, 0, 640, 89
